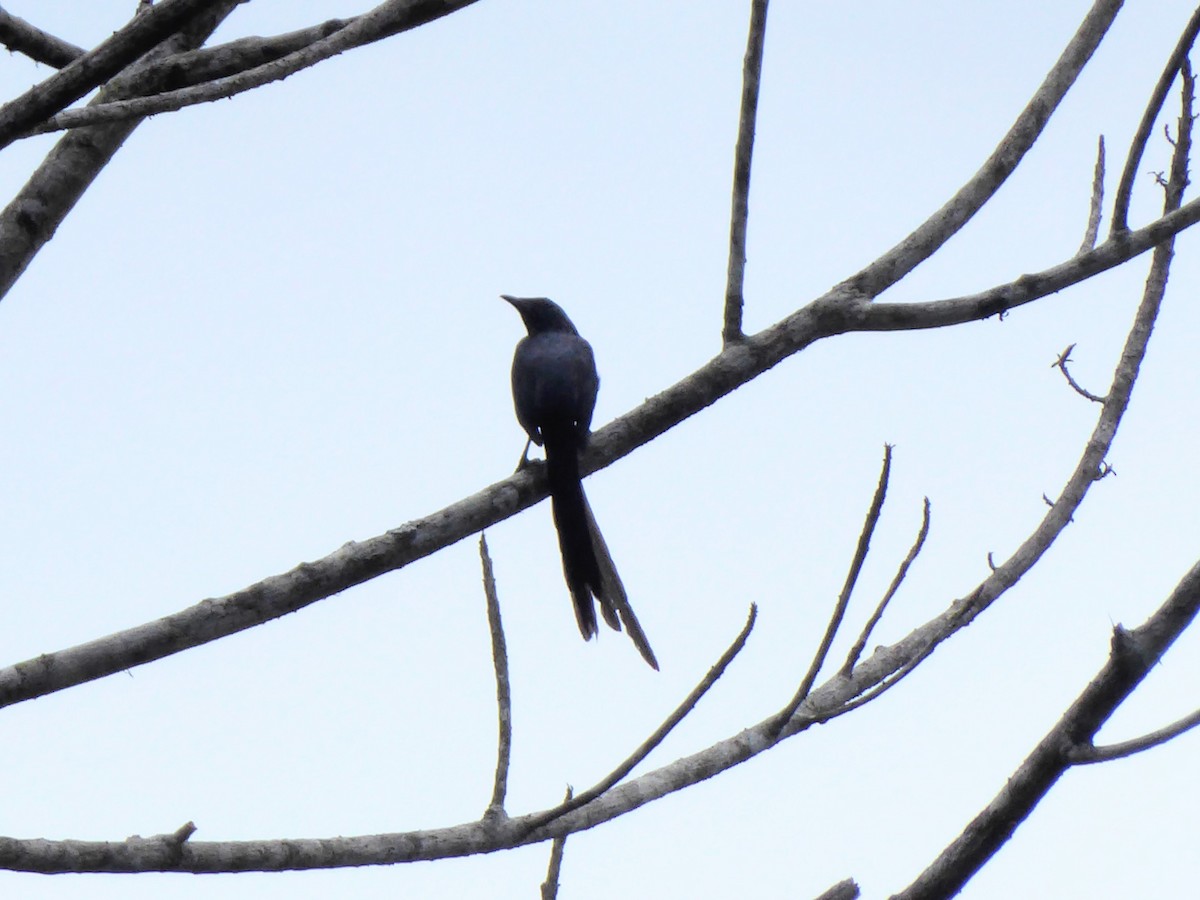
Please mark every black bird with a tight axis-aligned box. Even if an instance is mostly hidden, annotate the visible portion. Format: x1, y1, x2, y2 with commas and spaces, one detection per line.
502, 295, 658, 669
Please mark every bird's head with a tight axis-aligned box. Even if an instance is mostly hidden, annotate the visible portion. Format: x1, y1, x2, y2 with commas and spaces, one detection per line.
501, 295, 580, 336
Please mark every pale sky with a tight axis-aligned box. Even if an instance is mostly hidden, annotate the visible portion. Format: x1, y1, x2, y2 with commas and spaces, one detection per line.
1, 2, 1198, 898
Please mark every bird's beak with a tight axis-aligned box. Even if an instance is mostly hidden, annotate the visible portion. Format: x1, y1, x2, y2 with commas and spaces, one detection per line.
500, 294, 523, 309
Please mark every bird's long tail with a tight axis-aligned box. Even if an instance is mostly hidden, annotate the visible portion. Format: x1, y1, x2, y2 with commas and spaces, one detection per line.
543, 427, 658, 669
544, 427, 603, 640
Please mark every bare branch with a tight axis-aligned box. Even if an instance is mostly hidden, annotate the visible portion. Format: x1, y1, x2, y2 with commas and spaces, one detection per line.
3, 180, 1195, 710
1110, 6, 1200, 233
480, 536, 511, 820
522, 605, 756, 835
1077, 134, 1105, 254
1071, 705, 1200, 764
0, 0, 222, 149
1052, 343, 1106, 402
841, 496, 931, 676
893, 560, 1200, 899
894, 73, 1194, 898
24, 0, 483, 137
538, 788, 572, 900
0, 9, 84, 68
722, 0, 770, 345
846, 0, 1124, 299
0, 3, 244, 301
771, 447, 892, 735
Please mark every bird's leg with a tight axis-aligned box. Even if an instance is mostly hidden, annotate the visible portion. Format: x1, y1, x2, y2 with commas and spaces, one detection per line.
514, 437, 533, 472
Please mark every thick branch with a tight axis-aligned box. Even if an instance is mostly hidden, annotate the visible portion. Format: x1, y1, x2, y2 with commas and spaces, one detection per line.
24, 0, 482, 136
0, 9, 84, 67
892, 561, 1200, 899
0, 0, 221, 149
0, 3, 244, 301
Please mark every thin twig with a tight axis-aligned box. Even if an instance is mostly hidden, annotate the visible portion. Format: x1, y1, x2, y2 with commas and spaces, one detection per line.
722, 0, 770, 345
539, 787, 572, 900
1078, 135, 1106, 254
841, 496, 931, 676
771, 446, 892, 736
522, 605, 757, 835
1071, 705, 1200, 764
1110, 6, 1200, 233
0, 9, 84, 67
23, 0, 483, 138
480, 535, 511, 820
1052, 343, 1106, 402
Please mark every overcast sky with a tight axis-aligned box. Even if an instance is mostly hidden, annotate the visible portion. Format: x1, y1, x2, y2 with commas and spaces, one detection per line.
1, 2, 1198, 898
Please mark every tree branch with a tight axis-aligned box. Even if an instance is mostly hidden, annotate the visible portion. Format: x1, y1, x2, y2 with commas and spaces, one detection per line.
892, 560, 1200, 899
845, 0, 1124, 298
0, 2, 245, 301
522, 605, 756, 834
1071, 704, 1200, 764
893, 68, 1193, 897
0, 9, 84, 68
0, 0, 223, 149
841, 496, 931, 676
22, 0, 483, 137
1078, 134, 1105, 254
480, 536, 511, 820
771, 446, 892, 735
722, 0, 770, 345
1052, 343, 1106, 403
1110, 5, 1200, 233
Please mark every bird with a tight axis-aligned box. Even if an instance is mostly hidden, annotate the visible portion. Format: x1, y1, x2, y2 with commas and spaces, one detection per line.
502, 294, 658, 669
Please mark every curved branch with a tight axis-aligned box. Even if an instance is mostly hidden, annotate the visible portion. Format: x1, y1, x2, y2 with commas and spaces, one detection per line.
845, 0, 1123, 298
1071, 705, 1200, 764
1110, 5, 1200, 233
